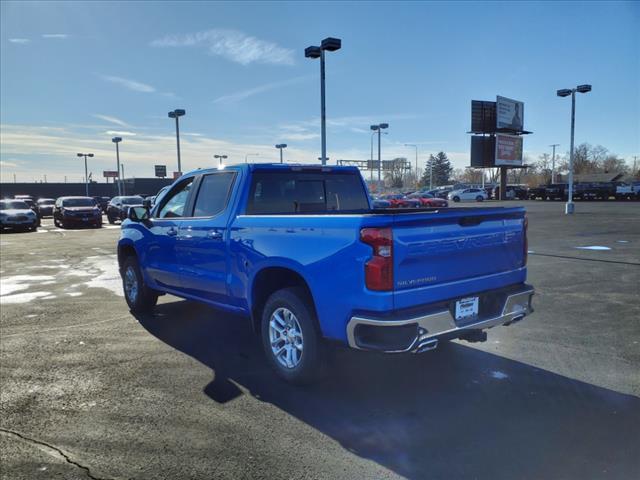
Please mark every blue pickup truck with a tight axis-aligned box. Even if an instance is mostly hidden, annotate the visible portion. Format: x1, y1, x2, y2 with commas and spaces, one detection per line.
118, 164, 534, 383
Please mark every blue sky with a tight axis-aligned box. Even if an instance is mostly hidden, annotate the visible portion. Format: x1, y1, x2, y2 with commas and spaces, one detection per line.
1, 0, 638, 182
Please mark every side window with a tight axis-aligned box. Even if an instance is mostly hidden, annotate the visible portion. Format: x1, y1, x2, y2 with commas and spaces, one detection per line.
157, 179, 194, 218
192, 172, 236, 217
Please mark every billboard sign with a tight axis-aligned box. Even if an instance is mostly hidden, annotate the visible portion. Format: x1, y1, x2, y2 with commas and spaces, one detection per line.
471, 100, 496, 133
495, 134, 523, 166
496, 96, 524, 131
103, 170, 118, 178
155, 165, 167, 178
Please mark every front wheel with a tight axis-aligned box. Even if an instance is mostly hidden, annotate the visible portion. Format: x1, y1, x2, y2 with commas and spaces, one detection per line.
261, 287, 323, 384
452, 196, 460, 202
476, 196, 484, 202
121, 256, 158, 313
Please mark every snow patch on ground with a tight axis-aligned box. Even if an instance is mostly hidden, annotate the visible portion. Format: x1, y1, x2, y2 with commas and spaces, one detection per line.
1, 291, 52, 304
66, 292, 83, 297
490, 370, 509, 380
1, 275, 55, 296
575, 246, 611, 251
79, 254, 122, 296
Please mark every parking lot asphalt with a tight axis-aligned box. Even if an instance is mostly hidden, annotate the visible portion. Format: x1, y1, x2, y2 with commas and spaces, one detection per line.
1, 202, 639, 480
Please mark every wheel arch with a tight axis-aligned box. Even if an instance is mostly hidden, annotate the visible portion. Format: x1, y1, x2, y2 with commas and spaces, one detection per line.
250, 266, 319, 336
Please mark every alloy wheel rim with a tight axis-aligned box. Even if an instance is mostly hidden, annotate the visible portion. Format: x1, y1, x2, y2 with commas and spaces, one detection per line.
124, 266, 138, 303
269, 307, 303, 369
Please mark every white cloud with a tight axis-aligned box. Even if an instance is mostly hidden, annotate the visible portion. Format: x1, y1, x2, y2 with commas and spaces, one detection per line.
105, 130, 137, 137
213, 76, 312, 104
284, 133, 320, 141
151, 29, 294, 66
42, 34, 69, 39
92, 114, 130, 127
100, 75, 156, 93
8, 38, 30, 44
0, 160, 20, 168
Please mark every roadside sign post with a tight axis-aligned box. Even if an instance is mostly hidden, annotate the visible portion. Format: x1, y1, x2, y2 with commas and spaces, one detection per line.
155, 165, 167, 178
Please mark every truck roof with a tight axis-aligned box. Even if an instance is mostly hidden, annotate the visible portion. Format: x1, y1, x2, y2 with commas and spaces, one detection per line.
181, 163, 360, 178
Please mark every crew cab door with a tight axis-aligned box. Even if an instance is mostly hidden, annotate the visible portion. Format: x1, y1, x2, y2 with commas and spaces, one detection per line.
176, 171, 238, 305
144, 177, 195, 290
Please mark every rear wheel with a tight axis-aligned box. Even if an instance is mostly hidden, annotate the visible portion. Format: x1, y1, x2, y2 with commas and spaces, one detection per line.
476, 195, 484, 202
452, 196, 460, 202
261, 287, 323, 384
108, 215, 116, 224
121, 256, 158, 313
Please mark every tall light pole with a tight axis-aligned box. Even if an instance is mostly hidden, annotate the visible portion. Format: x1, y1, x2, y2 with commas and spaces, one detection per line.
305, 37, 342, 166
275, 144, 287, 163
557, 84, 591, 214
120, 163, 126, 195
77, 153, 94, 196
112, 137, 122, 196
214, 154, 228, 168
245, 153, 259, 163
549, 143, 560, 184
168, 109, 186, 175
370, 123, 389, 183
404, 144, 418, 188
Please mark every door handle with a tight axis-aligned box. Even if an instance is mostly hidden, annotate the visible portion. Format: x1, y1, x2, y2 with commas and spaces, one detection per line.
167, 227, 178, 236
208, 230, 223, 240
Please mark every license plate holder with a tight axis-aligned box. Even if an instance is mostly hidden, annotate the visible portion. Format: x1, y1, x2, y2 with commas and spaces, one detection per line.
455, 296, 479, 321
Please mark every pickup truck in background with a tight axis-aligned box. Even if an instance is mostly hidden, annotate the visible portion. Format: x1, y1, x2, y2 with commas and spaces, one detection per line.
118, 164, 534, 384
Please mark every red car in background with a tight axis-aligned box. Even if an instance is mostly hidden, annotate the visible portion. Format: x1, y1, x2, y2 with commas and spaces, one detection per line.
382, 194, 421, 208
408, 192, 449, 207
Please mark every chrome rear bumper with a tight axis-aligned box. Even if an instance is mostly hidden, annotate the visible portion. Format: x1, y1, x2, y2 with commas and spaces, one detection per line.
347, 286, 534, 353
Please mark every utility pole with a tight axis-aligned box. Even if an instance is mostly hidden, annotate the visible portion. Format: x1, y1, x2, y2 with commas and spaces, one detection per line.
550, 144, 560, 184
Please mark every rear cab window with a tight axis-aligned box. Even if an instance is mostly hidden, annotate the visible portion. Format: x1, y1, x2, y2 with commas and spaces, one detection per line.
247, 171, 369, 214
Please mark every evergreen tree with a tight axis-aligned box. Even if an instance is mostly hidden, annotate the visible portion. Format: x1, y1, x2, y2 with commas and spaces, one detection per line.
421, 152, 453, 187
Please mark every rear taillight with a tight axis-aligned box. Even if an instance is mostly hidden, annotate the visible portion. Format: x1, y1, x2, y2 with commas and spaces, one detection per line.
361, 227, 393, 291
523, 215, 528, 266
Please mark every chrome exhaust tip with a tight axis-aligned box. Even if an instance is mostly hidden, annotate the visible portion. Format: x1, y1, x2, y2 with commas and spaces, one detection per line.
414, 338, 438, 353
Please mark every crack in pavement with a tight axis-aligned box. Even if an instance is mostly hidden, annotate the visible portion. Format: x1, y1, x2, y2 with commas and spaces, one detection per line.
0, 427, 116, 480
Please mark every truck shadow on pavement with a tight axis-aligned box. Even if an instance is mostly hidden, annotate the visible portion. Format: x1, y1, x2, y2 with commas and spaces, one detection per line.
137, 300, 640, 480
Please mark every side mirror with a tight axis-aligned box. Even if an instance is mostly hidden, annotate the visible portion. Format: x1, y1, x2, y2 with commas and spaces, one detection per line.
129, 206, 149, 222
142, 199, 152, 209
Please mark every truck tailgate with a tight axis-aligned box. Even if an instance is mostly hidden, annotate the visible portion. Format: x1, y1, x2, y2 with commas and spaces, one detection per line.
391, 207, 527, 309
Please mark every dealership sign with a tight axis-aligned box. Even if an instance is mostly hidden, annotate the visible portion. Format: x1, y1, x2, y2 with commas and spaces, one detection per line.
155, 165, 167, 178
103, 170, 118, 178
495, 134, 523, 166
496, 96, 524, 131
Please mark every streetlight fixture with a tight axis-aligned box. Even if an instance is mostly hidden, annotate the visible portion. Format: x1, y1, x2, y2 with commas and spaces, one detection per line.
404, 144, 419, 188
214, 154, 228, 169
77, 153, 94, 196
275, 144, 287, 163
168, 109, 186, 175
370, 123, 389, 182
557, 84, 592, 214
305, 37, 341, 166
245, 153, 259, 163
111, 137, 122, 196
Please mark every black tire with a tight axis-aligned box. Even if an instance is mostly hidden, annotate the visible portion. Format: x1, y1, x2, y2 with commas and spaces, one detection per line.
261, 287, 323, 385
108, 215, 116, 224
452, 196, 460, 202
54, 217, 60, 227
121, 256, 158, 314
476, 196, 484, 202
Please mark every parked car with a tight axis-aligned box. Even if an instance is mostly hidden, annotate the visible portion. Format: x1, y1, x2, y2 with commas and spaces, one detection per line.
544, 183, 567, 200
616, 182, 640, 200
382, 194, 421, 208
36, 198, 55, 217
407, 192, 448, 207
93, 196, 111, 213
107, 196, 145, 224
448, 188, 487, 202
528, 185, 546, 200
118, 164, 534, 384
0, 199, 39, 232
371, 197, 392, 209
429, 188, 452, 199
53, 196, 103, 229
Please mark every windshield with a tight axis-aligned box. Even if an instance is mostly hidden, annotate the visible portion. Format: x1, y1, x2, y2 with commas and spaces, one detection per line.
0, 200, 29, 210
121, 196, 144, 205
38, 199, 55, 205
62, 198, 96, 207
